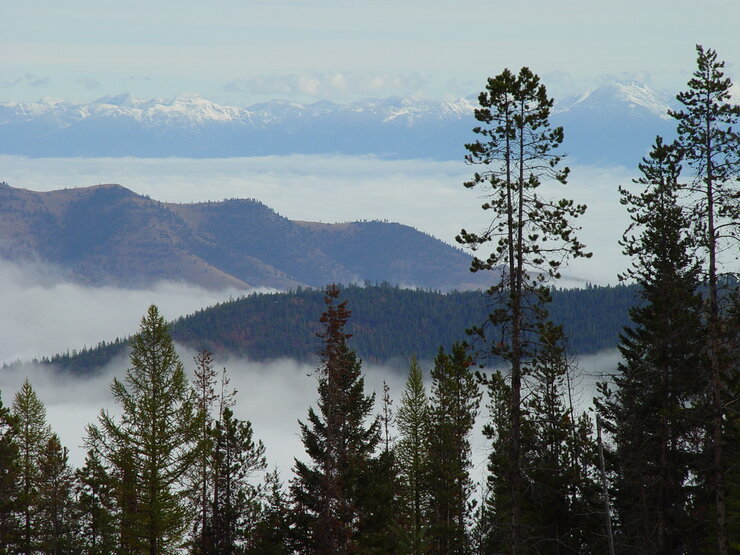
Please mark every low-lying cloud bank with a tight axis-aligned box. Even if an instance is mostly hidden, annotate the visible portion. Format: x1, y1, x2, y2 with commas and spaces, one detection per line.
0, 345, 620, 486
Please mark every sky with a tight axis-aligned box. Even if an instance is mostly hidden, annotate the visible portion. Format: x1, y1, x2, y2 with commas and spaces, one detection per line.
2, 0, 738, 105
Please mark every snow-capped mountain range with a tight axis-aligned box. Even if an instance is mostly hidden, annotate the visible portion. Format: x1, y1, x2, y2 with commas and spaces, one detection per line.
0, 83, 680, 166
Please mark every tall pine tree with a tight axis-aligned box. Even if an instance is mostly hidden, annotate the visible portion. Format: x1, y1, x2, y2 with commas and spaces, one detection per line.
87, 305, 203, 554
457, 67, 589, 554
396, 355, 431, 553
669, 44, 740, 555
11, 379, 51, 554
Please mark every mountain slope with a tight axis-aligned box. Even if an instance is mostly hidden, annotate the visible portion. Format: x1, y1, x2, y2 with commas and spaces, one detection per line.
0, 84, 680, 166
0, 182, 490, 291
553, 83, 675, 166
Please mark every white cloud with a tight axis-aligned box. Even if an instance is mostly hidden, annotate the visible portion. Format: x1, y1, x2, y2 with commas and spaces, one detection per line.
223, 72, 428, 102
0, 259, 257, 365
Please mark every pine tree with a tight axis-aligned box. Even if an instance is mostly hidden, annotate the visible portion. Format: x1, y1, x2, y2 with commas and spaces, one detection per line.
669, 44, 740, 555
396, 355, 431, 553
75, 448, 117, 555
206, 406, 266, 553
36, 434, 77, 554
457, 67, 589, 554
189, 350, 219, 551
426, 343, 481, 554
0, 392, 20, 553
596, 137, 706, 552
291, 284, 380, 554
11, 379, 51, 554
87, 304, 203, 554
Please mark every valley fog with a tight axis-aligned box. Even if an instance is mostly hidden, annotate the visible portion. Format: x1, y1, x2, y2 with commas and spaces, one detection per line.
0, 345, 620, 485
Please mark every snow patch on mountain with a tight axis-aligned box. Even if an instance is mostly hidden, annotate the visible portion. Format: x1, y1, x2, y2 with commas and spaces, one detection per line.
558, 83, 672, 120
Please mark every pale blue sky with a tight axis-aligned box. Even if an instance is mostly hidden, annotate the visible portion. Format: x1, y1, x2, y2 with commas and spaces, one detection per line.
2, 0, 738, 104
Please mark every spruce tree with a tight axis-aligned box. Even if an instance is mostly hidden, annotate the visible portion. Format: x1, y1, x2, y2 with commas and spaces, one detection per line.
248, 469, 292, 554
396, 355, 431, 553
426, 343, 481, 554
11, 379, 51, 554
596, 137, 706, 552
669, 44, 740, 555
87, 304, 203, 554
291, 285, 380, 554
457, 67, 589, 554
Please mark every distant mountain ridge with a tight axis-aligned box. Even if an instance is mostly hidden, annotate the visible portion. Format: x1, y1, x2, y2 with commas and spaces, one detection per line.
0, 83, 679, 166
0, 182, 491, 291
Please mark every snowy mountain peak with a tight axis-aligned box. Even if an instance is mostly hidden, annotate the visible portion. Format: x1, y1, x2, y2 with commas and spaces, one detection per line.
563, 82, 672, 120
0, 85, 678, 165
153, 96, 242, 123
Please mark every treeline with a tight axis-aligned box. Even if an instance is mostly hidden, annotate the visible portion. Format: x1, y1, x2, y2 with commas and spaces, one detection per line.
36, 282, 636, 374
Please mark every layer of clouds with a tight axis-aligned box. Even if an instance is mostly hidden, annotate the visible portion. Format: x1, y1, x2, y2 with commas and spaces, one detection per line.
1, 73, 50, 89
0, 348, 409, 477
0, 248, 622, 480
0, 259, 257, 365
0, 344, 620, 485
0, 154, 634, 285
223, 72, 428, 102
76, 76, 101, 90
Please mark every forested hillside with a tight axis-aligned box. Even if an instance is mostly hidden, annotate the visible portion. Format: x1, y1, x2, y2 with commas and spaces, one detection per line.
38, 283, 635, 373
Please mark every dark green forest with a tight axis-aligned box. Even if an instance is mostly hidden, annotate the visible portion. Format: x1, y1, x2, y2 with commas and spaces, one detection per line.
0, 46, 737, 554
36, 282, 636, 374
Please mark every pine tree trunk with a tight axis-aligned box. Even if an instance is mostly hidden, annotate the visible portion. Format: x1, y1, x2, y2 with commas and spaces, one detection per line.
706, 142, 729, 555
